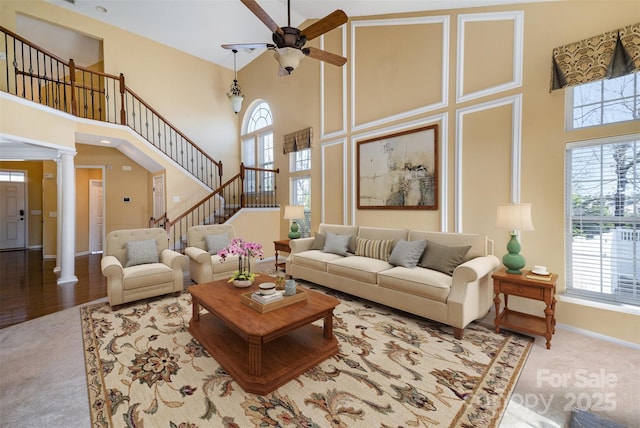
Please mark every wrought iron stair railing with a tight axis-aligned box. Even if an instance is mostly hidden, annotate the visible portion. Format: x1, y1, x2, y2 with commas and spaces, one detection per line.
0, 25, 222, 190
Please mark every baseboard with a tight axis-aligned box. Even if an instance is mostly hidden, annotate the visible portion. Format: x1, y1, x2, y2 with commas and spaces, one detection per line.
556, 322, 640, 350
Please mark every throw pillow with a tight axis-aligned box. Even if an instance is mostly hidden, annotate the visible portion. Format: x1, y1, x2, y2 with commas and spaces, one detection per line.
205, 233, 230, 255
125, 238, 159, 267
322, 232, 353, 256
311, 232, 326, 250
419, 240, 471, 276
355, 237, 393, 262
388, 239, 427, 268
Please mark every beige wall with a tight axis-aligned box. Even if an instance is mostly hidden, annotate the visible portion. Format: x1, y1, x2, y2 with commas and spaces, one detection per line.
75, 145, 151, 233
239, 1, 640, 343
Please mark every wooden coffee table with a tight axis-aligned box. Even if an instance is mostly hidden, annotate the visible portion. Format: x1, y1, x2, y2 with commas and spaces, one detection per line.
188, 276, 340, 394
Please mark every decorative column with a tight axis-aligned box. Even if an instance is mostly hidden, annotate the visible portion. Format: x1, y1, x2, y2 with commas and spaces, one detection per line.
56, 151, 78, 285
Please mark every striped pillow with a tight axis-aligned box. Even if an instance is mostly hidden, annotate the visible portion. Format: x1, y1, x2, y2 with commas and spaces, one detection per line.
355, 237, 393, 262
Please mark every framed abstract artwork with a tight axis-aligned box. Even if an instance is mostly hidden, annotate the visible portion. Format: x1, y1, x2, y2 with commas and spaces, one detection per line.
357, 124, 438, 210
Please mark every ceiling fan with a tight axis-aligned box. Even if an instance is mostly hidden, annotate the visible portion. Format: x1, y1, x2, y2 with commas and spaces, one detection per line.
222, 0, 348, 76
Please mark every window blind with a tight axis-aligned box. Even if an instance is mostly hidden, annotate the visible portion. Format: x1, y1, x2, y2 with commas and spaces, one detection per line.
283, 127, 312, 154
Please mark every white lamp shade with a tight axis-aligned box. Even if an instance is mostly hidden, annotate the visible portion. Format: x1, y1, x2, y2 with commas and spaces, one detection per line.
283, 205, 305, 220
274, 47, 305, 73
496, 203, 535, 232
228, 93, 243, 113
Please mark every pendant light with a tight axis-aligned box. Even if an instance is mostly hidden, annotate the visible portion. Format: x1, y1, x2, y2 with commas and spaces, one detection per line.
227, 49, 244, 114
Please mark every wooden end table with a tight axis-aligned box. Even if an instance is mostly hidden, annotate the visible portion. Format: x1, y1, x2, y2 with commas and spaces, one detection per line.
492, 268, 558, 349
273, 239, 291, 271
188, 276, 339, 394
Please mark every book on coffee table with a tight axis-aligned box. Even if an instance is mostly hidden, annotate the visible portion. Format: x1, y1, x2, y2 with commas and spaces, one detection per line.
251, 292, 284, 305
242, 288, 308, 313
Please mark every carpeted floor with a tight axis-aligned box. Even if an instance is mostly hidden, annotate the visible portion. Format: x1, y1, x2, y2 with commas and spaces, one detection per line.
80, 285, 532, 427
1, 267, 638, 427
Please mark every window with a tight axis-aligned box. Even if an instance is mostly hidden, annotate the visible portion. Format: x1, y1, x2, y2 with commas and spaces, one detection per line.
291, 148, 310, 172
566, 136, 639, 305
0, 171, 25, 182
290, 147, 311, 237
568, 72, 639, 130
291, 175, 311, 238
242, 102, 274, 193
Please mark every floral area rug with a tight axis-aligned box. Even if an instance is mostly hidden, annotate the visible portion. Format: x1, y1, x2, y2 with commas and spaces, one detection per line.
80, 285, 532, 427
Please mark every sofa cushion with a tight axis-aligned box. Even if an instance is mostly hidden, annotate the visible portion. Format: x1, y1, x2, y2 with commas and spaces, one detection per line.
125, 239, 159, 267
205, 233, 230, 255
419, 240, 471, 276
388, 239, 427, 268
378, 266, 451, 302
355, 237, 393, 261
292, 250, 345, 271
327, 256, 391, 284
323, 232, 354, 256
311, 232, 326, 250
123, 262, 173, 290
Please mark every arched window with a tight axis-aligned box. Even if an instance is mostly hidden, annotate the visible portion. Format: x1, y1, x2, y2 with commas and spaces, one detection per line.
242, 101, 274, 193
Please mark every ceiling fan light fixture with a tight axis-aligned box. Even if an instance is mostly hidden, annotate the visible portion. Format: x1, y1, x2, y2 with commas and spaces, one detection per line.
226, 49, 244, 114
274, 47, 305, 74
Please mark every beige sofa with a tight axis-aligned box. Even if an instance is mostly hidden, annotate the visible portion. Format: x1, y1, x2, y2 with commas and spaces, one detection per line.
101, 228, 186, 307
286, 224, 500, 339
184, 224, 256, 283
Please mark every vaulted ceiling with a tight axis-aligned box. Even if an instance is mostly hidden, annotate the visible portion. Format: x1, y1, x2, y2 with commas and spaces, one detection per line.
40, 0, 550, 70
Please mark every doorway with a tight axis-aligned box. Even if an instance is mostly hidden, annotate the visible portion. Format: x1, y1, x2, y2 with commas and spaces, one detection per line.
0, 172, 26, 250
89, 179, 103, 253
153, 174, 165, 225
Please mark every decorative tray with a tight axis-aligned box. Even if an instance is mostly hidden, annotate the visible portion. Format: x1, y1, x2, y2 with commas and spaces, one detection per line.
241, 287, 307, 313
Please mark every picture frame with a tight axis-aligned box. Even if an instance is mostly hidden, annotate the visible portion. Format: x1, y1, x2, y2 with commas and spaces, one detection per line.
357, 124, 438, 210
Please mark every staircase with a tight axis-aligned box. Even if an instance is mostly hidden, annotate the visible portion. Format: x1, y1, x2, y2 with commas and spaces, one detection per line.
0, 26, 279, 251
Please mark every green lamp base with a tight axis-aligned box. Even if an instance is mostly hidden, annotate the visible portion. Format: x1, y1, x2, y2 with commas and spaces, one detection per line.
288, 221, 301, 239
502, 233, 526, 275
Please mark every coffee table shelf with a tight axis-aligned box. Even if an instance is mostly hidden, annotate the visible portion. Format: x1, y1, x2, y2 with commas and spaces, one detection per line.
188, 277, 340, 395
189, 313, 337, 394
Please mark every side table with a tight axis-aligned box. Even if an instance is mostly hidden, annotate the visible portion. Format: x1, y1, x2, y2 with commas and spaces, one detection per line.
273, 239, 291, 271
492, 268, 558, 349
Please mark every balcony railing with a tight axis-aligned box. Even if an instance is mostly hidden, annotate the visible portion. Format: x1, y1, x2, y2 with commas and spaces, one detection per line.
0, 26, 222, 190
166, 164, 279, 252
1, 27, 280, 250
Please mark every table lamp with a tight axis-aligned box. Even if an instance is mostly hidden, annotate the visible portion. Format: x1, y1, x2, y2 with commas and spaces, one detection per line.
496, 203, 534, 274
283, 205, 305, 239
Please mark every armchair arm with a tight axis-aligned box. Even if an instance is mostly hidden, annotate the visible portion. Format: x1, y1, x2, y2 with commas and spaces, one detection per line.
184, 246, 211, 264
101, 255, 124, 278
160, 249, 187, 270
451, 255, 500, 289
289, 237, 315, 254
447, 255, 500, 326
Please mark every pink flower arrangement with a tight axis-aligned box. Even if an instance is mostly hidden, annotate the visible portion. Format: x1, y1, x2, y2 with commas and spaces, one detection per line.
217, 238, 264, 282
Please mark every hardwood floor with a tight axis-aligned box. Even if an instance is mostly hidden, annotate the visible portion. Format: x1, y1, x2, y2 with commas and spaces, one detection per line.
0, 249, 107, 329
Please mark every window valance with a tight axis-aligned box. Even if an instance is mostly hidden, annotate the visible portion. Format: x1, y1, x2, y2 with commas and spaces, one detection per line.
550, 22, 639, 91
283, 127, 312, 154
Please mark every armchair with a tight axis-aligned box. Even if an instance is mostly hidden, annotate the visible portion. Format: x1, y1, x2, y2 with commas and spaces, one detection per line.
184, 224, 255, 283
101, 228, 186, 307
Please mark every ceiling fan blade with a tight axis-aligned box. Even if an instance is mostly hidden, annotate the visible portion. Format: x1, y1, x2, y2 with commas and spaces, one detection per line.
240, 0, 282, 34
300, 10, 348, 41
303, 46, 347, 67
222, 43, 275, 51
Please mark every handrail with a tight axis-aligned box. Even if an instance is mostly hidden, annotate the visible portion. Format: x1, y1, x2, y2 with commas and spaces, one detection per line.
166, 164, 279, 252
1, 26, 280, 251
0, 25, 222, 189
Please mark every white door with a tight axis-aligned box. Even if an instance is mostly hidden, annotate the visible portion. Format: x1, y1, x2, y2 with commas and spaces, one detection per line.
0, 181, 26, 249
153, 174, 165, 222
89, 179, 103, 254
